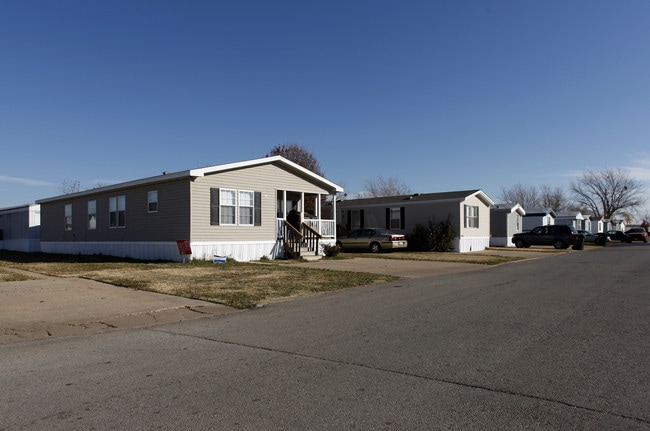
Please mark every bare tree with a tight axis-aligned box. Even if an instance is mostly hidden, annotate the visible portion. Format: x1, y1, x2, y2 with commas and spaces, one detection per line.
59, 179, 81, 194
361, 176, 412, 198
539, 185, 570, 212
498, 184, 540, 209
570, 168, 645, 219
267, 142, 324, 176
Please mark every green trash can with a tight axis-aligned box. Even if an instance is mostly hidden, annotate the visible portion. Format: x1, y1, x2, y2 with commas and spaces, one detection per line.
572, 234, 585, 250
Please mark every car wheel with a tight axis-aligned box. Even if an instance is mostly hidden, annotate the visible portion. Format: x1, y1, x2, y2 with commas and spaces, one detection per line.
553, 240, 565, 249
369, 242, 381, 253
514, 239, 525, 248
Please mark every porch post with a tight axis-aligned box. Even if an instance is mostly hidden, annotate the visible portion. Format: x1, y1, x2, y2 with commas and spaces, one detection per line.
282, 190, 287, 218
300, 192, 305, 223
332, 193, 337, 239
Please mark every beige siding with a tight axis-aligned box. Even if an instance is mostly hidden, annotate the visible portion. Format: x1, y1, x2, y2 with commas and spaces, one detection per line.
190, 163, 331, 242
40, 180, 191, 243
459, 194, 491, 238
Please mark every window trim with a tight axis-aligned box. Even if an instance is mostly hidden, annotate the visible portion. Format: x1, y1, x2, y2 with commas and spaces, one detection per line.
147, 190, 158, 213
238, 190, 254, 226
88, 200, 96, 230
464, 204, 479, 229
64, 204, 72, 231
109, 195, 126, 229
219, 188, 237, 226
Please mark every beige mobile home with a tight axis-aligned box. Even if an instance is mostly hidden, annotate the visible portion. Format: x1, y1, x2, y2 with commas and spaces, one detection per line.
338, 190, 494, 252
37, 156, 343, 262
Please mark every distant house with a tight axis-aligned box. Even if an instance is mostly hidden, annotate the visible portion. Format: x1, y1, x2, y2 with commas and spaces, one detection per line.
522, 208, 556, 231
607, 219, 626, 232
582, 214, 604, 234
0, 204, 41, 252
36, 156, 343, 262
338, 189, 494, 252
490, 203, 526, 247
554, 211, 584, 230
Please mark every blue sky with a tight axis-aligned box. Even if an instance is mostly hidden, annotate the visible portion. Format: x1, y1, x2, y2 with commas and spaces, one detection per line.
2, 1, 649, 218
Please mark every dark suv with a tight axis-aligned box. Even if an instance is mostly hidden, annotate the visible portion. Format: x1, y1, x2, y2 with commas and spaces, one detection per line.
625, 227, 648, 243
512, 225, 582, 249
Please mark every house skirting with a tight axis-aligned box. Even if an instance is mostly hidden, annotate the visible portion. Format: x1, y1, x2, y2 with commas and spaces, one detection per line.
40, 241, 182, 261
489, 236, 514, 247
39, 240, 302, 262
456, 236, 490, 252
190, 241, 282, 262
0, 239, 41, 253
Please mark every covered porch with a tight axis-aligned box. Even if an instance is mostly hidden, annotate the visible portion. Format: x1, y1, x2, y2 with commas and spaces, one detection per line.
276, 190, 337, 259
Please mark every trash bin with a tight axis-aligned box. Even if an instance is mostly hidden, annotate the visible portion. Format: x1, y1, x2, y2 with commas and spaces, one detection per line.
572, 234, 585, 250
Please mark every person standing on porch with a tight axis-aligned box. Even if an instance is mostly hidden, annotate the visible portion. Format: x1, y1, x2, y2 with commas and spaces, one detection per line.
287, 209, 300, 231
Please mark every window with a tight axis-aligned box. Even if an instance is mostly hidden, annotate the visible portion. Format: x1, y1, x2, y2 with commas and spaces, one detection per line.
64, 204, 72, 231
239, 190, 254, 225
464, 205, 479, 228
109, 196, 126, 228
220, 189, 236, 225
148, 191, 158, 213
88, 200, 96, 230
210, 188, 262, 226
387, 207, 404, 230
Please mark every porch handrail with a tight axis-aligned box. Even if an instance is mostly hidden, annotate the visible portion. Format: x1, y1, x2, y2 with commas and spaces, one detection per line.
303, 219, 336, 238
301, 222, 321, 257
282, 222, 303, 258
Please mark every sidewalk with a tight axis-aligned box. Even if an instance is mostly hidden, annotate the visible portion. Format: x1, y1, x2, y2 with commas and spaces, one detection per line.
0, 268, 237, 344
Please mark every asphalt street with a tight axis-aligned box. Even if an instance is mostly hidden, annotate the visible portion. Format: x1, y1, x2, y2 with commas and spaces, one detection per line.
1, 244, 648, 430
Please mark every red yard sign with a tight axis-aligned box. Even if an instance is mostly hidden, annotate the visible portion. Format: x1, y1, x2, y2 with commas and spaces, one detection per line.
176, 240, 192, 256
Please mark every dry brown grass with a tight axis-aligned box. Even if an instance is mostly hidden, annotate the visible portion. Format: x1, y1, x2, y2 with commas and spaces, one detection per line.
0, 246, 571, 308
0, 252, 395, 309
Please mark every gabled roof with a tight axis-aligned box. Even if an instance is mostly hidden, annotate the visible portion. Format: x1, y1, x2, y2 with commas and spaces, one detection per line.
340, 189, 494, 207
555, 211, 584, 220
491, 203, 526, 216
523, 208, 557, 218
37, 156, 343, 204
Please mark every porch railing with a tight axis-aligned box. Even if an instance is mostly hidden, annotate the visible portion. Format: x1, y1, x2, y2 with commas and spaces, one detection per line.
277, 218, 336, 239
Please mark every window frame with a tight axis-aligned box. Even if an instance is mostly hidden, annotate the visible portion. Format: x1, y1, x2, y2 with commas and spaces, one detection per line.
464, 204, 479, 229
147, 190, 158, 213
88, 200, 96, 230
64, 204, 72, 231
109, 195, 126, 228
238, 190, 255, 226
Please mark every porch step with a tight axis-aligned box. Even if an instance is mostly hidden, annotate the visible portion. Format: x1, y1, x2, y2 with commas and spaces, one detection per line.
301, 254, 322, 262
300, 247, 322, 261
